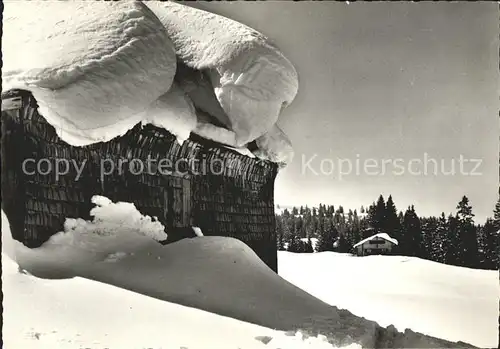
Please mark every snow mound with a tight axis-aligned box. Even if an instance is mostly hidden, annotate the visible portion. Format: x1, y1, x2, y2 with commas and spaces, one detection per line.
2, 198, 471, 348
3, 252, 363, 349
2, 196, 167, 278
146, 2, 299, 147
2, 207, 357, 349
3, 1, 177, 146
192, 226, 204, 237
279, 251, 498, 348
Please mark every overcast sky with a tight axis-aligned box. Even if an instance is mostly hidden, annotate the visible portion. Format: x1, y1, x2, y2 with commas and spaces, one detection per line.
190, 2, 498, 222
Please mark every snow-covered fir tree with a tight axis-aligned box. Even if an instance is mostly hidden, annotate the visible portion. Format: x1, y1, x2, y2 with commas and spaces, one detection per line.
456, 196, 478, 267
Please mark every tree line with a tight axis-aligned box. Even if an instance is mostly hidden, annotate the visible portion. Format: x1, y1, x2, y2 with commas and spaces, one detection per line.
275, 194, 499, 270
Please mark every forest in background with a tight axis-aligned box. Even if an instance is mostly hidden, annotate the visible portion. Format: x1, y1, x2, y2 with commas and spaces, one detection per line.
275, 195, 499, 270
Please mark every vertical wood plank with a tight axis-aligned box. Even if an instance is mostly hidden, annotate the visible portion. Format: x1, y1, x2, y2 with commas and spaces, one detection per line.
183, 178, 192, 226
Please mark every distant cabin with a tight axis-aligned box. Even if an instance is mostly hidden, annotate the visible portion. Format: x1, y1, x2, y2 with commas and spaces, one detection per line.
353, 233, 398, 256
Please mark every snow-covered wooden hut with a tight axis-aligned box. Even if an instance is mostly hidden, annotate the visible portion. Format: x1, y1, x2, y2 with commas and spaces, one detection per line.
353, 233, 399, 256
1, 1, 298, 272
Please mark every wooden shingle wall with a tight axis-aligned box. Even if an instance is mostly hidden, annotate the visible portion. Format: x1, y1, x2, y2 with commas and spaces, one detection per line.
1, 90, 278, 271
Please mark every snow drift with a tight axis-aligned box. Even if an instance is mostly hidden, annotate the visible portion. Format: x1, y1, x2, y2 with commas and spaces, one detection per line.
1, 199, 477, 348
3, 252, 363, 349
279, 251, 498, 348
3, 0, 297, 165
1, 196, 168, 279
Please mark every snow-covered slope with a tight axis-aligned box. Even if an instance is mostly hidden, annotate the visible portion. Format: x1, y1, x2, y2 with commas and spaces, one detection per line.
278, 251, 499, 348
1, 201, 352, 349
2, 198, 477, 348
3, 252, 365, 349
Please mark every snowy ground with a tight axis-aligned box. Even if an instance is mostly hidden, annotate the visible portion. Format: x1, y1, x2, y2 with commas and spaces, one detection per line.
279, 251, 499, 348
1, 202, 357, 349
3, 253, 356, 349
2, 197, 492, 348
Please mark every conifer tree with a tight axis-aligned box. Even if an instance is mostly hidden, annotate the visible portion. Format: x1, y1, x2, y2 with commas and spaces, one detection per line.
366, 202, 377, 230
336, 233, 351, 253
316, 217, 338, 252
493, 196, 500, 230
401, 206, 422, 256
445, 214, 460, 265
287, 233, 301, 252
311, 207, 318, 237
318, 204, 324, 217
347, 209, 354, 224
351, 209, 361, 244
456, 196, 478, 267
432, 213, 449, 263
333, 209, 346, 235
479, 219, 499, 269
303, 206, 313, 238
352, 225, 361, 246
327, 205, 335, 217
353, 209, 360, 227
275, 215, 285, 251
374, 195, 386, 233
385, 195, 402, 245
398, 211, 404, 224
295, 216, 306, 238
304, 237, 314, 253
420, 217, 437, 260
281, 210, 293, 251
